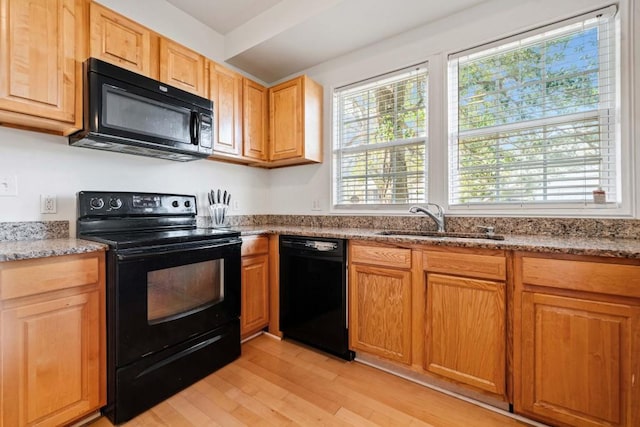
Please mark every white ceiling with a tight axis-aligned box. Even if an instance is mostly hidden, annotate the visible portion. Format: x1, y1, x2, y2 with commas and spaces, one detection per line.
165, 0, 285, 35
166, 0, 488, 83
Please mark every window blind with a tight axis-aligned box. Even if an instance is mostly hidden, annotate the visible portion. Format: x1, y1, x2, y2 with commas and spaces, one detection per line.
448, 7, 618, 207
333, 64, 428, 206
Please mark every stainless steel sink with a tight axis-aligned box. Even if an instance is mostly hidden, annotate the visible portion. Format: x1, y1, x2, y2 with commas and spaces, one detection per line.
376, 230, 505, 240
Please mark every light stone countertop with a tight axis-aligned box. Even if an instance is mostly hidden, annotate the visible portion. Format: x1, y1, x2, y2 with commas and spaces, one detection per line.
0, 238, 107, 262
1, 226, 639, 262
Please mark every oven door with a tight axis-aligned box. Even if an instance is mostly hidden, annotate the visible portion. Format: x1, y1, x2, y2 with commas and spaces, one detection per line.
113, 238, 240, 367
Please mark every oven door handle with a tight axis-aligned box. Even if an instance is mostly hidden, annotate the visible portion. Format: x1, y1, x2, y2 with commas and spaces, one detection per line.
116, 240, 239, 261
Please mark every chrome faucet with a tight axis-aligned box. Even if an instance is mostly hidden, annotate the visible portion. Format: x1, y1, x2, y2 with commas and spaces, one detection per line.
409, 203, 446, 232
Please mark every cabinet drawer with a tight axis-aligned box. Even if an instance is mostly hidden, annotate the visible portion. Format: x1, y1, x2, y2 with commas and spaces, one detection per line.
241, 236, 269, 256
520, 256, 640, 298
0, 254, 100, 301
351, 243, 411, 269
423, 251, 506, 281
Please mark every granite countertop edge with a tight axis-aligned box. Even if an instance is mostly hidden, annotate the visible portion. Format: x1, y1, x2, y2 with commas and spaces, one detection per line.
237, 225, 640, 259
2, 226, 638, 262
0, 239, 108, 262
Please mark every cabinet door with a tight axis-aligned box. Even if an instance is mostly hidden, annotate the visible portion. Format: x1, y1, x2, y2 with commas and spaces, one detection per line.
159, 39, 206, 97
1, 290, 102, 426
210, 63, 243, 156
269, 77, 303, 161
424, 273, 506, 396
349, 264, 411, 364
243, 78, 268, 161
89, 2, 153, 77
241, 254, 269, 337
517, 292, 640, 427
0, 0, 81, 131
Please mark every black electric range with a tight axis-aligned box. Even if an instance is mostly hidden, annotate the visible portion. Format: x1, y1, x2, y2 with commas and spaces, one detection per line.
77, 191, 242, 424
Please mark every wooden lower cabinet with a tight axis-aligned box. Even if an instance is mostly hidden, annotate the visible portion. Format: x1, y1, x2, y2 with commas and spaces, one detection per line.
517, 292, 639, 427
346, 242, 640, 427
0, 252, 106, 427
515, 253, 640, 427
240, 236, 270, 338
421, 248, 508, 401
241, 254, 269, 337
424, 273, 506, 396
349, 242, 412, 364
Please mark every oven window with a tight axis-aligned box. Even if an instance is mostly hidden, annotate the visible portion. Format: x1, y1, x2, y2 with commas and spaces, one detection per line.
147, 259, 224, 324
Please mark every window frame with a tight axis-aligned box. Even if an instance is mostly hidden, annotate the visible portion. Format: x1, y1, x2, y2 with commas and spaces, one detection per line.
445, 5, 632, 217
331, 63, 429, 209
327, 2, 634, 218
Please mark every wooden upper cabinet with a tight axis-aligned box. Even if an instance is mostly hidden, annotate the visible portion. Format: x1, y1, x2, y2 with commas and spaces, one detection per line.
0, 0, 83, 135
268, 75, 322, 167
89, 2, 153, 78
243, 78, 268, 162
269, 78, 302, 160
209, 62, 243, 158
159, 38, 206, 97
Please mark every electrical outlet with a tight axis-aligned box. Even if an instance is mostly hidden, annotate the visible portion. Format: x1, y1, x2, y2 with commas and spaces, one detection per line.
40, 194, 57, 214
232, 200, 240, 211
0, 175, 18, 196
311, 199, 321, 211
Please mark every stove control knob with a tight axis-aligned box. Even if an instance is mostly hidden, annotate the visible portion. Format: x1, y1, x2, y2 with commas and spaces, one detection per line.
172, 200, 179, 208
184, 200, 191, 208
109, 198, 123, 209
89, 197, 104, 210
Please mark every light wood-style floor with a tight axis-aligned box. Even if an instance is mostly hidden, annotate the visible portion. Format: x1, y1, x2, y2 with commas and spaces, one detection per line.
91, 335, 530, 427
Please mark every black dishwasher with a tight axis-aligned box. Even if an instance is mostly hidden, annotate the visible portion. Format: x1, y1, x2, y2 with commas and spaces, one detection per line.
279, 235, 354, 360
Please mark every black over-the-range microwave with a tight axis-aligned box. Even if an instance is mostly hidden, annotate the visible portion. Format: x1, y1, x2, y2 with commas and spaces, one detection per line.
69, 58, 213, 161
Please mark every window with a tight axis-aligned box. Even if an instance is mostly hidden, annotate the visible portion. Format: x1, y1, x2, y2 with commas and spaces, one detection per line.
449, 7, 618, 208
333, 64, 428, 207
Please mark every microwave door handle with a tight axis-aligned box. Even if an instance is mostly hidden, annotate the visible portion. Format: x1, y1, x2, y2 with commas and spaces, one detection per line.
190, 111, 200, 145
195, 112, 201, 145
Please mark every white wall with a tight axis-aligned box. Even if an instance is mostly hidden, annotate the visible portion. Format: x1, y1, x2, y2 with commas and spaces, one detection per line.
269, 0, 639, 217
0, 127, 270, 234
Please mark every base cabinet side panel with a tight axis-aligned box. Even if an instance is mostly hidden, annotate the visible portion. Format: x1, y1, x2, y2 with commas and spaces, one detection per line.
241, 254, 269, 337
